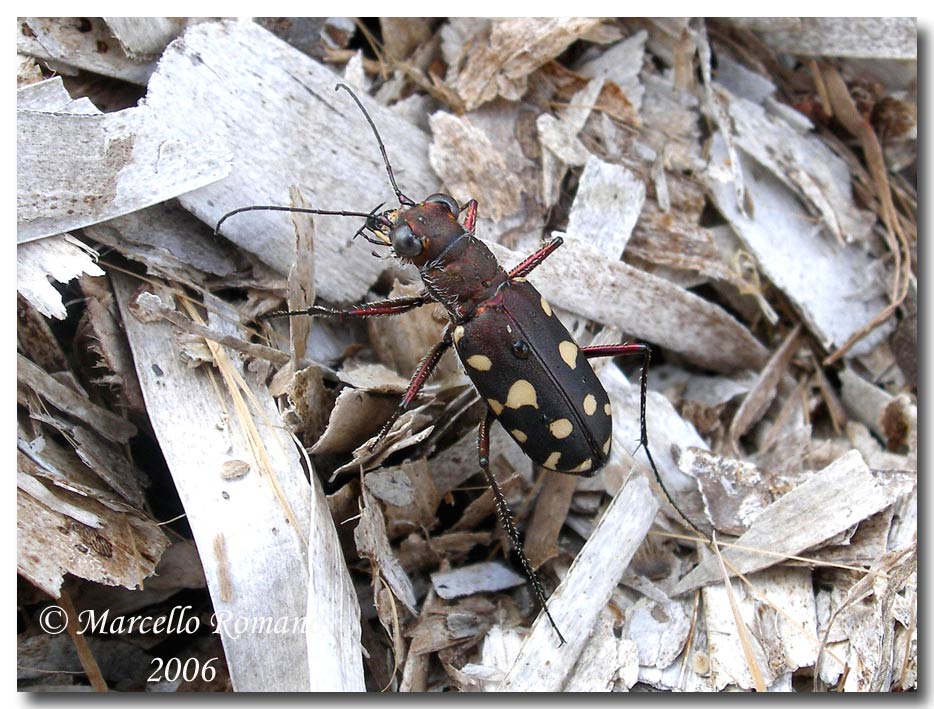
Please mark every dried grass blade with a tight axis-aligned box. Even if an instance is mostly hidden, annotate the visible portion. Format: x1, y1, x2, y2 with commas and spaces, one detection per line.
711, 532, 766, 691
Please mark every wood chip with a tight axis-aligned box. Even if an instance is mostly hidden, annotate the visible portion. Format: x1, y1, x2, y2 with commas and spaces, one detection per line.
536, 113, 589, 167
720, 86, 876, 246
678, 447, 771, 536
564, 156, 644, 259
18, 354, 137, 444
311, 388, 398, 456
674, 450, 905, 594
85, 201, 239, 282
839, 366, 894, 439
748, 17, 917, 60
112, 273, 319, 691
365, 460, 439, 537
17, 236, 104, 319
103, 17, 187, 59
626, 597, 692, 670
306, 446, 366, 691
454, 18, 606, 110
17, 481, 168, 598
285, 188, 315, 365
355, 486, 418, 615
577, 29, 647, 113
430, 561, 525, 600
563, 610, 621, 691
728, 323, 802, 451
17, 101, 230, 243
429, 111, 523, 221
498, 476, 658, 691
18, 17, 157, 84
627, 202, 738, 285
706, 134, 894, 356
17, 294, 69, 374
524, 471, 578, 570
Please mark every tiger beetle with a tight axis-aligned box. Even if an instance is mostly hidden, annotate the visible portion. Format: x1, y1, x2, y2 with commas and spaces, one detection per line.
216, 84, 686, 646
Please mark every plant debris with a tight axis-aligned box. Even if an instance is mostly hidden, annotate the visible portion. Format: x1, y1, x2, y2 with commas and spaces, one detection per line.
17, 17, 916, 693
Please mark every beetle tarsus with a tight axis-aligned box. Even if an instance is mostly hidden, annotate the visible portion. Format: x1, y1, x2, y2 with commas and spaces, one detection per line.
479, 410, 567, 643
581, 342, 704, 537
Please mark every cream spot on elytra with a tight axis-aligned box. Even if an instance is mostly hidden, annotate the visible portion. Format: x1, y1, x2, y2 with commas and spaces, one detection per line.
570, 459, 592, 473
583, 394, 597, 416
543, 451, 561, 469
505, 380, 538, 409
467, 354, 492, 371
487, 398, 504, 415
604, 403, 612, 416
453, 326, 465, 345
559, 341, 578, 369
603, 438, 611, 455
549, 419, 573, 439
511, 429, 528, 443
540, 295, 553, 317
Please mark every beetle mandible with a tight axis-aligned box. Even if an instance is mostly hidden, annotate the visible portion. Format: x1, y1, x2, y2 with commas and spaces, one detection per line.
217, 84, 682, 645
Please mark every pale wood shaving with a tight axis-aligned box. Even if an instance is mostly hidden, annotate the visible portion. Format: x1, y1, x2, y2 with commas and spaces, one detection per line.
429, 111, 523, 221
18, 354, 137, 444
17, 482, 168, 598
17, 102, 230, 243
103, 17, 187, 60
112, 273, 318, 691
706, 135, 895, 356
355, 486, 418, 615
498, 476, 658, 690
675, 451, 906, 594
747, 17, 916, 60
564, 156, 644, 259
430, 561, 525, 600
17, 236, 104, 319
728, 324, 802, 452
454, 18, 606, 110
18, 17, 156, 84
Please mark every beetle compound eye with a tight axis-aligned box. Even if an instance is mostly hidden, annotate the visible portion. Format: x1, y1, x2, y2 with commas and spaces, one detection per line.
390, 223, 423, 257
425, 193, 460, 216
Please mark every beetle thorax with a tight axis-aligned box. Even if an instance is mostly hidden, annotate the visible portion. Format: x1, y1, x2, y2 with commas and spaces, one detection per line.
420, 235, 507, 323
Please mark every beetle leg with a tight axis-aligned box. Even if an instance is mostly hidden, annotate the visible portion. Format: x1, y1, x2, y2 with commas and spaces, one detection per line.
582, 343, 703, 535
369, 328, 453, 449
478, 410, 566, 646
261, 292, 431, 320
462, 199, 479, 234
508, 236, 564, 280
581, 343, 652, 456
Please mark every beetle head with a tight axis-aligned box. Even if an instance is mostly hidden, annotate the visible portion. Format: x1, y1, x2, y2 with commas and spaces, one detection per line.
387, 193, 464, 267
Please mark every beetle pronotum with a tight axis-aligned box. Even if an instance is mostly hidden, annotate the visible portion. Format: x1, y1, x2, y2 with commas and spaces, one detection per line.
217, 84, 688, 645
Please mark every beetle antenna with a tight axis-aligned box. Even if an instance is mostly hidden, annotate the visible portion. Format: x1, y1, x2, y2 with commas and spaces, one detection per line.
335, 83, 415, 208
214, 205, 390, 235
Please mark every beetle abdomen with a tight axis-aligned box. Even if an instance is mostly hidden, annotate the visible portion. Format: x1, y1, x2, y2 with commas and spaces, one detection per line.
454, 279, 612, 476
